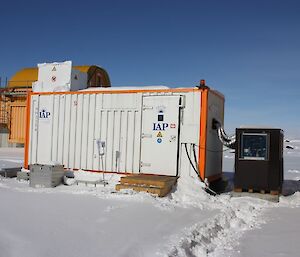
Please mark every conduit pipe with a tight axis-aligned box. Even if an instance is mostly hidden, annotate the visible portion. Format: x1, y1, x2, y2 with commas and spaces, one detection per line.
212, 119, 236, 149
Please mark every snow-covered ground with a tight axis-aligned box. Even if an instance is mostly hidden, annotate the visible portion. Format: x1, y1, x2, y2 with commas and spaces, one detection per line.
0, 147, 23, 170
223, 139, 300, 257
0, 139, 299, 257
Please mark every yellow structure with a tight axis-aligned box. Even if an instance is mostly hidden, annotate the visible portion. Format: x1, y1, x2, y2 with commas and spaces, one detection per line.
0, 65, 111, 145
8, 65, 111, 88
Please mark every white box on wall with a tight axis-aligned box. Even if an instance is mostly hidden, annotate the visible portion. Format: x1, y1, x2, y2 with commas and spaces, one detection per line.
32, 61, 88, 92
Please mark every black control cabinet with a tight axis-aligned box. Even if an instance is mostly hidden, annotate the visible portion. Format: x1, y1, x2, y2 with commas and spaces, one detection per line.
234, 128, 283, 192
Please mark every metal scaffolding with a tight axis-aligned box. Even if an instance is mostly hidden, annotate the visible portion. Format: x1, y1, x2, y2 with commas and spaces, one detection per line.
0, 87, 30, 128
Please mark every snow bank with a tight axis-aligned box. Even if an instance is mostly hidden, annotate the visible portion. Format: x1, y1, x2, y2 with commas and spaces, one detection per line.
165, 175, 271, 256
167, 174, 214, 209
168, 199, 267, 257
279, 192, 300, 207
289, 139, 300, 143
287, 169, 300, 174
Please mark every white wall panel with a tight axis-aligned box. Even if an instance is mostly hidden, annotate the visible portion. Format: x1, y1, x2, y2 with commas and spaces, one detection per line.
29, 96, 39, 164
29, 92, 142, 173
74, 94, 83, 168
68, 94, 77, 168
81, 94, 90, 169
119, 111, 127, 172
51, 95, 60, 162
86, 94, 96, 170
57, 95, 65, 164
63, 94, 71, 167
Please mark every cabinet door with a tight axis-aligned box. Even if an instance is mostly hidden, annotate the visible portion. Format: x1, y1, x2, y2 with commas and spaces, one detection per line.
140, 95, 181, 176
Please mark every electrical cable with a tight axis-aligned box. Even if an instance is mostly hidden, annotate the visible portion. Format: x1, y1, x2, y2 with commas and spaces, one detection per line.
184, 143, 198, 175
192, 144, 218, 195
184, 143, 217, 196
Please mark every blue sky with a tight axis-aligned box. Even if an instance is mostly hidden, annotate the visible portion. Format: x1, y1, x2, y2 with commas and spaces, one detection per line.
0, 0, 299, 136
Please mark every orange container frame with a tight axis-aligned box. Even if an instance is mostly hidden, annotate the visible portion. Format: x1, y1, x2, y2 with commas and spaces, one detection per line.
24, 87, 225, 183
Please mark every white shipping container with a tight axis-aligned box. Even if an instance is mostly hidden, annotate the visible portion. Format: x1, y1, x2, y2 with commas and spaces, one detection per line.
25, 87, 224, 182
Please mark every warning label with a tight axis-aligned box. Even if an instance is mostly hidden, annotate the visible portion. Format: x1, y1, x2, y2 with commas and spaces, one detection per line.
156, 132, 163, 137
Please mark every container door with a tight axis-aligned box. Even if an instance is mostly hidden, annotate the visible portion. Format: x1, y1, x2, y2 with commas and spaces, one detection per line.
140, 95, 181, 176
9, 103, 27, 144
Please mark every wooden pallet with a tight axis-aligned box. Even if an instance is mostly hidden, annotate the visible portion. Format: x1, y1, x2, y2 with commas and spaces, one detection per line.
234, 188, 280, 195
116, 174, 178, 197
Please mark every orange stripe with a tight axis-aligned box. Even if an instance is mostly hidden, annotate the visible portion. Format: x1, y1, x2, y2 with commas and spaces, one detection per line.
70, 168, 175, 177
24, 92, 32, 169
30, 87, 198, 96
199, 88, 209, 180
70, 168, 132, 175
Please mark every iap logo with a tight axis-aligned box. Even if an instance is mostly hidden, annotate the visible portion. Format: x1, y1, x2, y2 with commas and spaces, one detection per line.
39, 109, 51, 119
153, 123, 168, 131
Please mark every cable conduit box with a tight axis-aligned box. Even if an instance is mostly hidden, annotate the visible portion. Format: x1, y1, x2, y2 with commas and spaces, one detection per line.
29, 164, 65, 188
